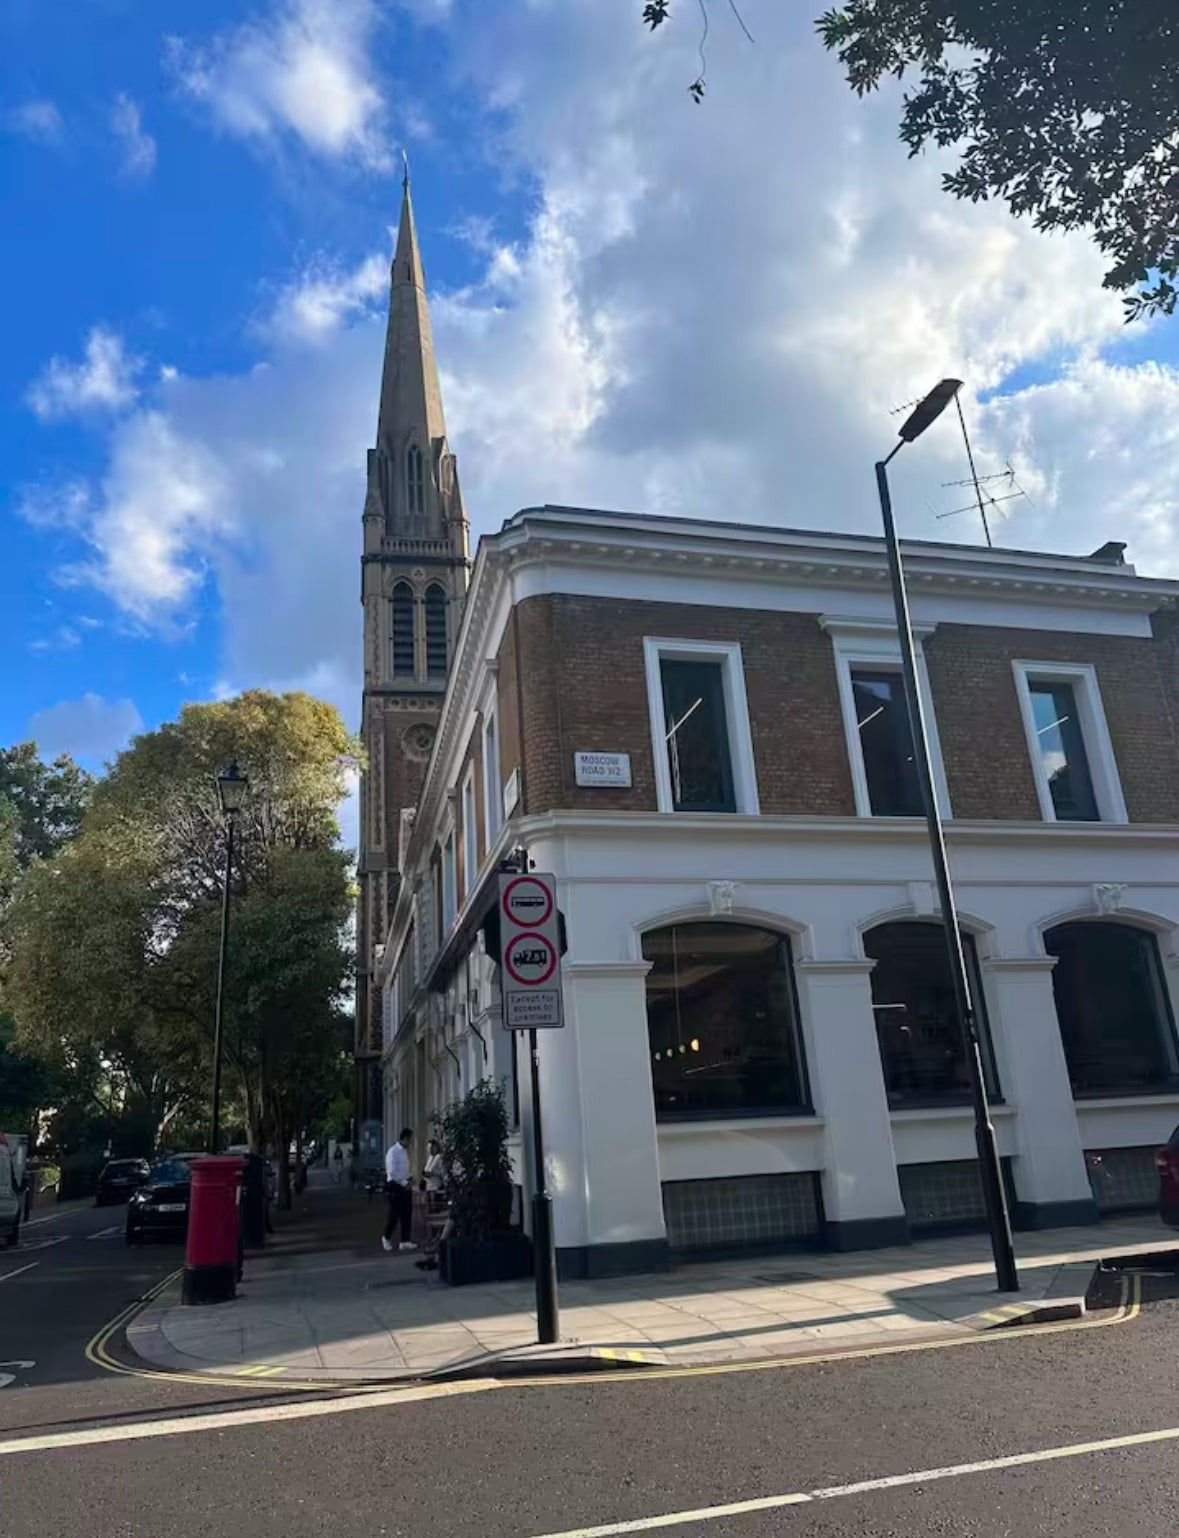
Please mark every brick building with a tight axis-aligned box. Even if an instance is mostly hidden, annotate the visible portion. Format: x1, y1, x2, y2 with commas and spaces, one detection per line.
360, 190, 1179, 1275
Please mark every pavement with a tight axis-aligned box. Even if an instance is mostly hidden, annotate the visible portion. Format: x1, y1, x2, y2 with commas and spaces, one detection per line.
123, 1180, 1179, 1383
7, 1250, 1179, 1538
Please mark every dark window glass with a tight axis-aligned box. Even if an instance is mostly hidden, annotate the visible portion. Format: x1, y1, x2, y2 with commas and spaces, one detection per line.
851, 669, 922, 816
865, 922, 999, 1106
643, 923, 808, 1118
406, 444, 425, 515
1028, 681, 1099, 821
1046, 922, 1179, 1096
392, 583, 415, 676
660, 659, 736, 813
425, 585, 448, 677
151, 1159, 192, 1186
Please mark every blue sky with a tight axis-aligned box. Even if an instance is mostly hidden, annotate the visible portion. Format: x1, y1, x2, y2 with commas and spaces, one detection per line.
3, 0, 1178, 780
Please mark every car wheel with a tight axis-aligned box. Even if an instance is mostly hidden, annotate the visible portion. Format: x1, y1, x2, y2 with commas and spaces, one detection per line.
125, 1224, 142, 1246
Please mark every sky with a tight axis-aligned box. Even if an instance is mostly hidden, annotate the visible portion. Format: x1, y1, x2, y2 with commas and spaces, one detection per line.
4, 0, 1179, 806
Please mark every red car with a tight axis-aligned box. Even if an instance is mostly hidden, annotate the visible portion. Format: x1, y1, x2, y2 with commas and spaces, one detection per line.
1155, 1128, 1179, 1228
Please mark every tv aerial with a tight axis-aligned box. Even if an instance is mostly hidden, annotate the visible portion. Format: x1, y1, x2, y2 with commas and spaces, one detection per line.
889, 388, 1031, 547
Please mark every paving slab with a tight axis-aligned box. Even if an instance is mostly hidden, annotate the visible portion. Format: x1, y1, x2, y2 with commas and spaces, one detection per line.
122, 1210, 1175, 1384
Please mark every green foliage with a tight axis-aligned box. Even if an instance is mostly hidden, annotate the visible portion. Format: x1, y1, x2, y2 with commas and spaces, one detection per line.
5, 691, 359, 1165
434, 1080, 514, 1243
0, 743, 91, 869
647, 1, 1179, 318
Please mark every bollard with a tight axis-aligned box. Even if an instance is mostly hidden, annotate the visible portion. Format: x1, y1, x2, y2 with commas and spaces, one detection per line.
182, 1156, 243, 1305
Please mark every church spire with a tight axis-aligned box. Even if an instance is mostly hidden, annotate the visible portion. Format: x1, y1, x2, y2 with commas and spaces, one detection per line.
375, 173, 447, 459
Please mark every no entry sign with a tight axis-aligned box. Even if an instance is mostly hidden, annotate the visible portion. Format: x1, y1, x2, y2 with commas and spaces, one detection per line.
499, 872, 564, 1030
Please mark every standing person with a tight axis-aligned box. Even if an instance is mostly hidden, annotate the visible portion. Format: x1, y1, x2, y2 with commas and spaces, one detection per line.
381, 1128, 417, 1253
422, 1137, 444, 1197
332, 1144, 344, 1184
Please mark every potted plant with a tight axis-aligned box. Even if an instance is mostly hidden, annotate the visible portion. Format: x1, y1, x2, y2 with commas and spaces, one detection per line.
435, 1080, 532, 1286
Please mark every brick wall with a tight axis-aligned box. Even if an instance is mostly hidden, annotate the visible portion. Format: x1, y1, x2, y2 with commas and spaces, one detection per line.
501, 593, 857, 817
924, 624, 1179, 822
490, 594, 1179, 825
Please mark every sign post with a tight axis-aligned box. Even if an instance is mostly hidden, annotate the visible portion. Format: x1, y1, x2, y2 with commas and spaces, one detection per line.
498, 871, 563, 1345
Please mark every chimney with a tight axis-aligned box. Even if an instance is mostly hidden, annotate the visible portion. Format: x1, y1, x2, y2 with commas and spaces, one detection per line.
1086, 541, 1127, 566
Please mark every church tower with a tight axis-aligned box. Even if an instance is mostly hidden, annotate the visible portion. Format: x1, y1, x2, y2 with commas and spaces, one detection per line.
355, 173, 470, 1122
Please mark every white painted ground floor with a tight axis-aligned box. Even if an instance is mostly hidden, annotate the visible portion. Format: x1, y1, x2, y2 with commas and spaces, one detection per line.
382, 812, 1179, 1277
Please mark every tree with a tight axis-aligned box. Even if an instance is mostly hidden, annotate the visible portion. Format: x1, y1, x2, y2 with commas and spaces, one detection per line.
0, 745, 92, 1145
0, 743, 91, 868
644, 1, 1179, 319
6, 692, 358, 1169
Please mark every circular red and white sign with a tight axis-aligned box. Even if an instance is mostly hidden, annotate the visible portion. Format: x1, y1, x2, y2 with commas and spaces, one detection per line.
501, 874, 554, 929
504, 931, 558, 987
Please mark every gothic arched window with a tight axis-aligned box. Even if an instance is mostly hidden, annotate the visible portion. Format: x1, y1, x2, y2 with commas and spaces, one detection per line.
391, 582, 415, 677
406, 444, 425, 516
424, 584, 448, 677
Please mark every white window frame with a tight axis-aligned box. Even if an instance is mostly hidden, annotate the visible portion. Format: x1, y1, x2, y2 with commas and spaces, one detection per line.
643, 637, 760, 815
460, 763, 477, 898
1012, 660, 1127, 823
441, 827, 457, 932
483, 705, 502, 849
823, 619, 951, 819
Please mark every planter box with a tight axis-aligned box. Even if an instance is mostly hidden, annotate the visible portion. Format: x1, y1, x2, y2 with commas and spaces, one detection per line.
440, 1231, 533, 1287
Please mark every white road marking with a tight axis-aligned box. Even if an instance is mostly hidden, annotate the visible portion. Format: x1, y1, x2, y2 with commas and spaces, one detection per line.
528, 1423, 1179, 1537
87, 1226, 123, 1241
0, 1379, 498, 1457
0, 1361, 35, 1391
0, 1263, 39, 1283
11, 1236, 67, 1254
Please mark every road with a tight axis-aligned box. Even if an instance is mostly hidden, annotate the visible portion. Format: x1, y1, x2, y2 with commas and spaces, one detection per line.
3, 1214, 1179, 1537
0, 1196, 280, 1437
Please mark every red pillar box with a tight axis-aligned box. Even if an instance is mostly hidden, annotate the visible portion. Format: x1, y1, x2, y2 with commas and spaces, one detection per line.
182, 1156, 244, 1305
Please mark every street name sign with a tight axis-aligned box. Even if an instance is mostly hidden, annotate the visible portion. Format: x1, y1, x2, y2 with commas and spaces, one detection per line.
499, 872, 564, 1030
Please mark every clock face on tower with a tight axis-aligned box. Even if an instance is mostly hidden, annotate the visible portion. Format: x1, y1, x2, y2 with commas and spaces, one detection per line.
402, 722, 436, 762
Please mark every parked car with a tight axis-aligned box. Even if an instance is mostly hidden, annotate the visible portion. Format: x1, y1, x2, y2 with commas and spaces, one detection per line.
95, 1158, 151, 1207
0, 1134, 28, 1249
125, 1156, 196, 1244
1156, 1127, 1179, 1227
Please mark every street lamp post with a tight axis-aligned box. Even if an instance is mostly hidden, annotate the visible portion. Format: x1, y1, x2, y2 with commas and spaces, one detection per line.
209, 761, 249, 1156
877, 381, 1019, 1294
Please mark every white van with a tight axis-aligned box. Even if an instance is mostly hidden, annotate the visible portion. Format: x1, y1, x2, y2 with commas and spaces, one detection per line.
0, 1134, 27, 1248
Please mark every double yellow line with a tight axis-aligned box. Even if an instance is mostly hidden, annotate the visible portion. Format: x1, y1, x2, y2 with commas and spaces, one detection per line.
85, 1269, 1142, 1399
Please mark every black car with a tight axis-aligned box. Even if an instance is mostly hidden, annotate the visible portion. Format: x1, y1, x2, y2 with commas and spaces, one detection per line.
95, 1158, 150, 1207
125, 1157, 194, 1243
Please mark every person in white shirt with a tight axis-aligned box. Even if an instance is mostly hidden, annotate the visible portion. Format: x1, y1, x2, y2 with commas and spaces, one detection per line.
422, 1138, 445, 1197
381, 1128, 418, 1253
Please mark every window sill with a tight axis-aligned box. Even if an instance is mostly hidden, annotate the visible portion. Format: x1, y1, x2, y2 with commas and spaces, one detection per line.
1073, 1090, 1179, 1110
657, 1112, 822, 1133
889, 1104, 1015, 1121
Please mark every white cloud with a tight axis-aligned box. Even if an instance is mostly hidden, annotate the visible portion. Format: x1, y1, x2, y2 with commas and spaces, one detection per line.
6, 100, 63, 145
26, 694, 144, 770
20, 413, 232, 622
23, 0, 1179, 735
27, 327, 143, 421
264, 251, 387, 344
167, 0, 388, 167
111, 93, 157, 178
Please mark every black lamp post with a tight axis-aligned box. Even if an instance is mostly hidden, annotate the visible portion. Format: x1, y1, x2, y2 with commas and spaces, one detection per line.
877, 381, 1019, 1294
209, 760, 248, 1156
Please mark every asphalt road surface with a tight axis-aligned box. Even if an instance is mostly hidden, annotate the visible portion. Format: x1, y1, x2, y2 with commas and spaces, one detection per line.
0, 1196, 281, 1437
3, 1221, 1179, 1538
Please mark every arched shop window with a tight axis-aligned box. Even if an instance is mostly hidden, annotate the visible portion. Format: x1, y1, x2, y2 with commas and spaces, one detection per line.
864, 921, 999, 1106
642, 922, 809, 1119
1045, 921, 1179, 1097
